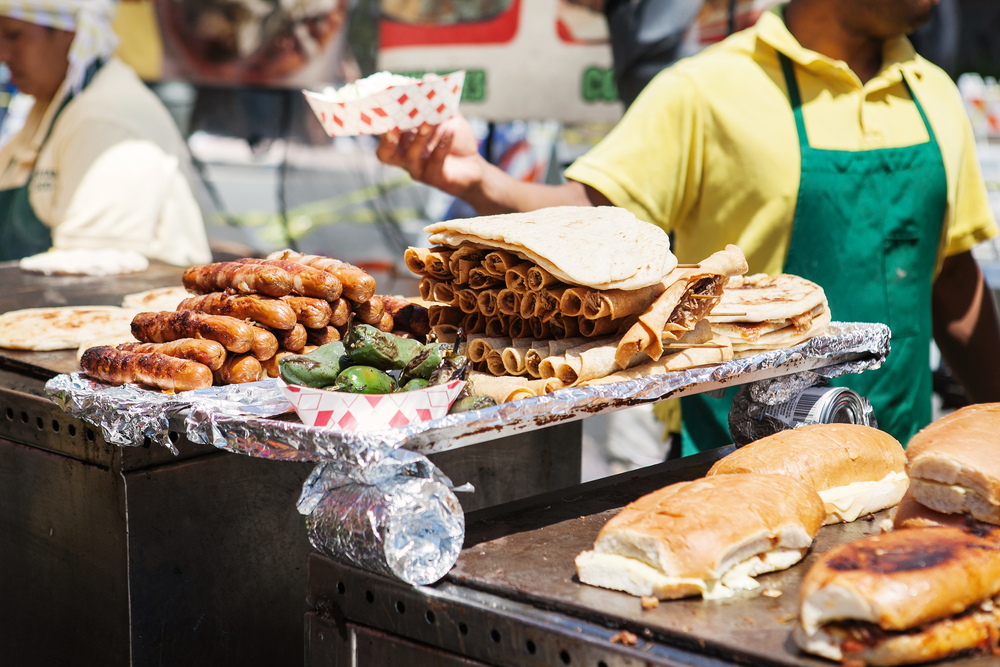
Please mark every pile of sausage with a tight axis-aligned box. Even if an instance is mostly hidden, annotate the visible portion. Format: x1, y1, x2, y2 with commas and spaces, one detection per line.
80, 251, 429, 392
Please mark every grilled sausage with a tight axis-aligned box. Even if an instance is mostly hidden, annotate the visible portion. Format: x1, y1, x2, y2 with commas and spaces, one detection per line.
81, 346, 213, 392
131, 311, 255, 353
261, 350, 295, 378
306, 326, 341, 347
273, 324, 307, 352
236, 258, 342, 301
353, 295, 384, 325
329, 298, 351, 327
213, 353, 263, 385
267, 250, 376, 303
182, 262, 293, 298
381, 296, 430, 337
250, 327, 279, 361
117, 339, 227, 371
281, 296, 333, 329
178, 293, 296, 330
376, 310, 394, 333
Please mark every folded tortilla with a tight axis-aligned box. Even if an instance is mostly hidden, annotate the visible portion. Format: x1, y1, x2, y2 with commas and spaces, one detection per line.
498, 289, 521, 316
456, 288, 480, 314
527, 265, 559, 291
614, 245, 747, 368
505, 263, 533, 294
483, 250, 519, 277
731, 308, 831, 355
477, 289, 501, 317
426, 206, 676, 290
431, 281, 457, 306
467, 336, 512, 363
560, 287, 592, 317
583, 282, 666, 320
584, 335, 734, 386
501, 338, 534, 375
469, 268, 500, 290
469, 371, 564, 403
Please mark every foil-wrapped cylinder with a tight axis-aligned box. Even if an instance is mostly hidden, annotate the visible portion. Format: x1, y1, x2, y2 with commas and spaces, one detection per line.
298, 453, 465, 586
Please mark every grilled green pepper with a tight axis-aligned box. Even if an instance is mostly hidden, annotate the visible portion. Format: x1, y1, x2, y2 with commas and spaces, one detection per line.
449, 395, 497, 413
345, 324, 425, 370
279, 341, 351, 388
399, 378, 430, 392
335, 366, 398, 394
402, 343, 453, 381
429, 339, 471, 386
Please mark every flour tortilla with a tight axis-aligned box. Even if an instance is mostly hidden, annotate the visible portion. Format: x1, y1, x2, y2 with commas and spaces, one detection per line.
582, 335, 734, 386
469, 372, 564, 403
0, 306, 138, 351
614, 245, 748, 368
20, 248, 149, 276
121, 286, 191, 313
708, 273, 827, 323
712, 302, 828, 343
425, 206, 677, 290
731, 307, 832, 354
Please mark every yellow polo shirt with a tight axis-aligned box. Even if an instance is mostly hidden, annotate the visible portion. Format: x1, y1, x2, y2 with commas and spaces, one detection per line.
565, 8, 998, 275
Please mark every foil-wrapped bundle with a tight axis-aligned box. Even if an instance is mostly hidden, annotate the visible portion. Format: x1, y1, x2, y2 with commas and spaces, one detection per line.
298, 451, 465, 586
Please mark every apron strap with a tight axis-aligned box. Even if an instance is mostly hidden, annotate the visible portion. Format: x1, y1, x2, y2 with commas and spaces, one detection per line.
779, 51, 938, 150
778, 52, 809, 149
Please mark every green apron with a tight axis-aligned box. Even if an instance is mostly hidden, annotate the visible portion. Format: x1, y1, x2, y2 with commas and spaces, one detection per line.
680, 52, 948, 456
0, 61, 104, 261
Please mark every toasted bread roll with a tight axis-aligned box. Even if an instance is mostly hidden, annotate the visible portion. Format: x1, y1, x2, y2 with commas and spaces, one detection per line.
708, 424, 907, 525
795, 525, 1000, 666
906, 403, 1000, 524
575, 474, 825, 601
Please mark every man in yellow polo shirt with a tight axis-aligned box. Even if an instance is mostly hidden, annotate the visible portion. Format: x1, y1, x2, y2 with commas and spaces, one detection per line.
377, 0, 1000, 454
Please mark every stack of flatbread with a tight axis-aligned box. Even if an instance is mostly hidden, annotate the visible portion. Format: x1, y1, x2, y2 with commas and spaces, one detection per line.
707, 274, 830, 358
406, 206, 750, 403
0, 306, 138, 352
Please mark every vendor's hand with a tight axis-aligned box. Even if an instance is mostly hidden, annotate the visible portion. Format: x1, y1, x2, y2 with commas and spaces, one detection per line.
376, 113, 486, 200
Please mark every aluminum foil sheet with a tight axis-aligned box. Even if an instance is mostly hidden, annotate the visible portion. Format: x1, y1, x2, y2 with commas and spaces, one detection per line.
180, 321, 889, 460
46, 322, 888, 460
297, 450, 465, 586
45, 375, 292, 454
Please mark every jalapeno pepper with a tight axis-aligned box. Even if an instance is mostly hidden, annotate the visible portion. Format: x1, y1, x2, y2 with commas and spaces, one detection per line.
428, 338, 471, 386
279, 341, 352, 388
402, 343, 453, 381
399, 377, 430, 392
449, 395, 497, 413
335, 366, 398, 394
344, 324, 425, 370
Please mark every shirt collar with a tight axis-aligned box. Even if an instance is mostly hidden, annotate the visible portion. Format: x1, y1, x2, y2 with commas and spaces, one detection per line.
755, 5, 926, 90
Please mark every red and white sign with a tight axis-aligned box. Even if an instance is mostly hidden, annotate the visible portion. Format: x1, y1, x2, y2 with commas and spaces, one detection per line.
280, 378, 465, 431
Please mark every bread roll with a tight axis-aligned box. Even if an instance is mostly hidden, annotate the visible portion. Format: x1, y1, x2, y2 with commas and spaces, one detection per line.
575, 474, 824, 600
794, 526, 1000, 666
707, 424, 907, 525
906, 403, 1000, 524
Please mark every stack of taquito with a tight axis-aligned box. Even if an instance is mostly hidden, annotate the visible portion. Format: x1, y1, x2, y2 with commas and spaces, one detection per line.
405, 206, 749, 403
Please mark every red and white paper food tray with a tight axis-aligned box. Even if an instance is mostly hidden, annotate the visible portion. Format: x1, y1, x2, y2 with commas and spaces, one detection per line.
303, 71, 466, 137
279, 378, 465, 431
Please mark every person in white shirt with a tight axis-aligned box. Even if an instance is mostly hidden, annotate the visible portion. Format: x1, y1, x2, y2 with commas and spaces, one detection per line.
0, 0, 211, 266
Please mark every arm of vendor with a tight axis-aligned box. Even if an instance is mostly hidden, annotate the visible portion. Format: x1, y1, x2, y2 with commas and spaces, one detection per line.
378, 0, 1000, 440
0, 9, 211, 266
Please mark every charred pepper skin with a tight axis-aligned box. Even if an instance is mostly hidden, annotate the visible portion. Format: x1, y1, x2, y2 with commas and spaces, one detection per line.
344, 324, 425, 370
335, 366, 398, 394
399, 378, 430, 392
402, 343, 453, 381
449, 395, 498, 413
278, 341, 352, 388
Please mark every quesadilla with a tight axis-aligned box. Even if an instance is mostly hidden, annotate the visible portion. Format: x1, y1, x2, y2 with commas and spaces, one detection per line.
709, 273, 830, 356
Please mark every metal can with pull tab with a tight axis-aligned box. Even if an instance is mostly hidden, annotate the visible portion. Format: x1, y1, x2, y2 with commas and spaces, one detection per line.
728, 384, 877, 447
